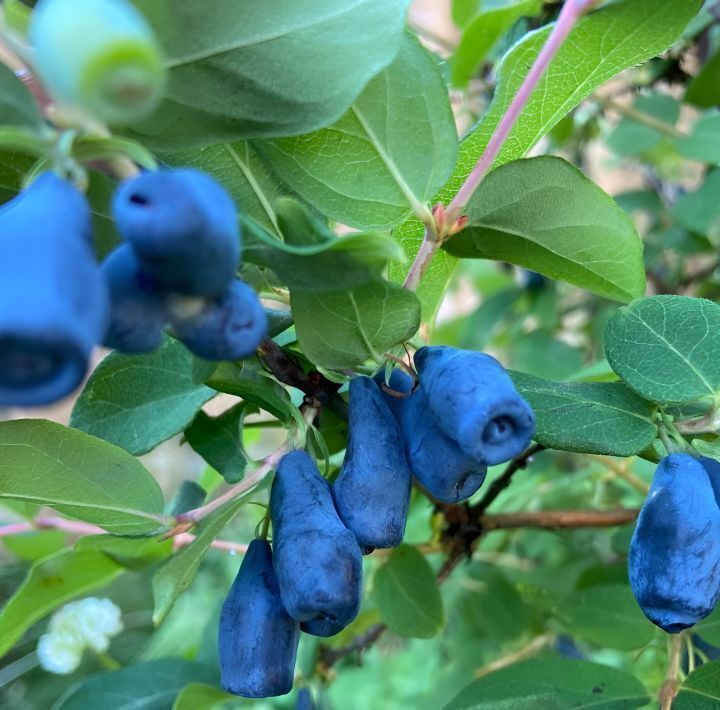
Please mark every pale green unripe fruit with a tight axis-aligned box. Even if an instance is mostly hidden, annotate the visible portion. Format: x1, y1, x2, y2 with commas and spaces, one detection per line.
29, 0, 165, 125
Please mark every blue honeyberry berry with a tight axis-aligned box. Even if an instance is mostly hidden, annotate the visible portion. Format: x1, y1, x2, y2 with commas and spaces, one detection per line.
378, 369, 487, 504
29, 0, 165, 125
0, 173, 108, 406
270, 451, 362, 637
170, 280, 267, 361
333, 376, 412, 551
112, 169, 240, 296
414, 346, 535, 466
219, 539, 299, 698
101, 244, 169, 354
629, 453, 720, 633
295, 688, 315, 710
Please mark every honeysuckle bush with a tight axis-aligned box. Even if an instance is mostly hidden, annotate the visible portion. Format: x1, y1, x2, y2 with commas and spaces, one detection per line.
1, 0, 720, 708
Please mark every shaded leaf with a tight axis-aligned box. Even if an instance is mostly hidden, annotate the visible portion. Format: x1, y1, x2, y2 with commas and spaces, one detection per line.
71, 336, 216, 456
0, 420, 164, 534
445, 657, 650, 709
292, 280, 421, 369
510, 372, 657, 456
256, 33, 458, 230
374, 545, 444, 638
604, 296, 720, 406
674, 660, 720, 710
444, 157, 645, 303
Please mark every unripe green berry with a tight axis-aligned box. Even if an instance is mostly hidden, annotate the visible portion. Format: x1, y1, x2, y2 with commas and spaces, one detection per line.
29, 0, 165, 125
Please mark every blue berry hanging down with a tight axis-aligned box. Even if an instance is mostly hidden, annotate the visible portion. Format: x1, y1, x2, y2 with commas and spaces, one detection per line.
101, 244, 169, 354
629, 454, 720, 633
414, 346, 535, 466
333, 376, 413, 551
112, 168, 240, 296
270, 451, 362, 637
0, 173, 108, 406
219, 539, 299, 698
378, 369, 487, 504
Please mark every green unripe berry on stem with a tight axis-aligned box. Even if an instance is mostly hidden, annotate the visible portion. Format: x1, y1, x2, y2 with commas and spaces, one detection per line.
29, 0, 165, 125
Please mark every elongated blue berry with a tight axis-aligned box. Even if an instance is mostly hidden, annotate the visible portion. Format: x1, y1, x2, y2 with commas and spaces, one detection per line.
171, 280, 267, 360
270, 451, 362, 637
30, 0, 165, 125
333, 376, 412, 550
112, 169, 240, 296
0, 173, 107, 405
379, 369, 487, 504
629, 453, 720, 633
219, 539, 299, 698
414, 346, 535, 466
101, 244, 168, 353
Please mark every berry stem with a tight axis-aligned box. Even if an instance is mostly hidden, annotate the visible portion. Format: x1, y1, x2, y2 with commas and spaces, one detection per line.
659, 632, 684, 710
401, 0, 597, 294
445, 0, 597, 223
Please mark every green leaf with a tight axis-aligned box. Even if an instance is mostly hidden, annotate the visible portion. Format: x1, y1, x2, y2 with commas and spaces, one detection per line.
1, 530, 66, 562
604, 296, 720, 406
510, 372, 657, 456
674, 660, 720, 709
185, 404, 247, 484
0, 420, 164, 534
676, 111, 720, 166
173, 684, 235, 710
74, 535, 173, 570
0, 547, 125, 657
443, 157, 645, 303
292, 279, 421, 369
53, 659, 217, 710
130, 0, 411, 149
605, 93, 680, 158
695, 605, 720, 646
451, 0, 541, 88
686, 47, 720, 109
244, 200, 404, 291
373, 545, 444, 638
671, 169, 720, 238
71, 336, 216, 456
152, 497, 250, 625
555, 585, 654, 651
391, 0, 702, 319
0, 63, 43, 128
445, 657, 650, 709
205, 359, 295, 423
255, 33, 458, 230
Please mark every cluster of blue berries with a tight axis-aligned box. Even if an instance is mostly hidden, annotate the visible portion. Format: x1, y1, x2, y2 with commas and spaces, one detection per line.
630, 453, 720, 633
218, 346, 535, 698
104, 169, 266, 359
0, 168, 265, 407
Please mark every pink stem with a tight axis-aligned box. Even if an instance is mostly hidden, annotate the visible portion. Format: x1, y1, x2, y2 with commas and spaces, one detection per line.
0, 522, 33, 537
445, 0, 596, 222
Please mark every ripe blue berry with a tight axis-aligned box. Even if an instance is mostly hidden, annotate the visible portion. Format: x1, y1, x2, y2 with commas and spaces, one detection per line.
270, 451, 362, 637
112, 169, 240, 296
171, 280, 267, 361
333, 376, 412, 550
379, 369, 487, 504
414, 346, 535, 466
29, 0, 165, 125
0, 173, 108, 406
101, 244, 169, 353
218, 539, 299, 698
629, 453, 720, 633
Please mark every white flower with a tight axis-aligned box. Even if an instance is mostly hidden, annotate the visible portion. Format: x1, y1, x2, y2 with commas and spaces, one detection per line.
37, 598, 124, 675
37, 632, 83, 675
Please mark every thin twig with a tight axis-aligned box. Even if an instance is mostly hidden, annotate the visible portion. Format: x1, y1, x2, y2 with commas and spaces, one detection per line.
474, 633, 555, 678
445, 0, 599, 223
480, 508, 639, 531
587, 454, 650, 494
597, 95, 686, 140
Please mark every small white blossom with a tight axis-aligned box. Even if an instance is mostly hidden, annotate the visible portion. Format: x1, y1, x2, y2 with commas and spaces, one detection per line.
37, 598, 124, 675
37, 632, 83, 675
